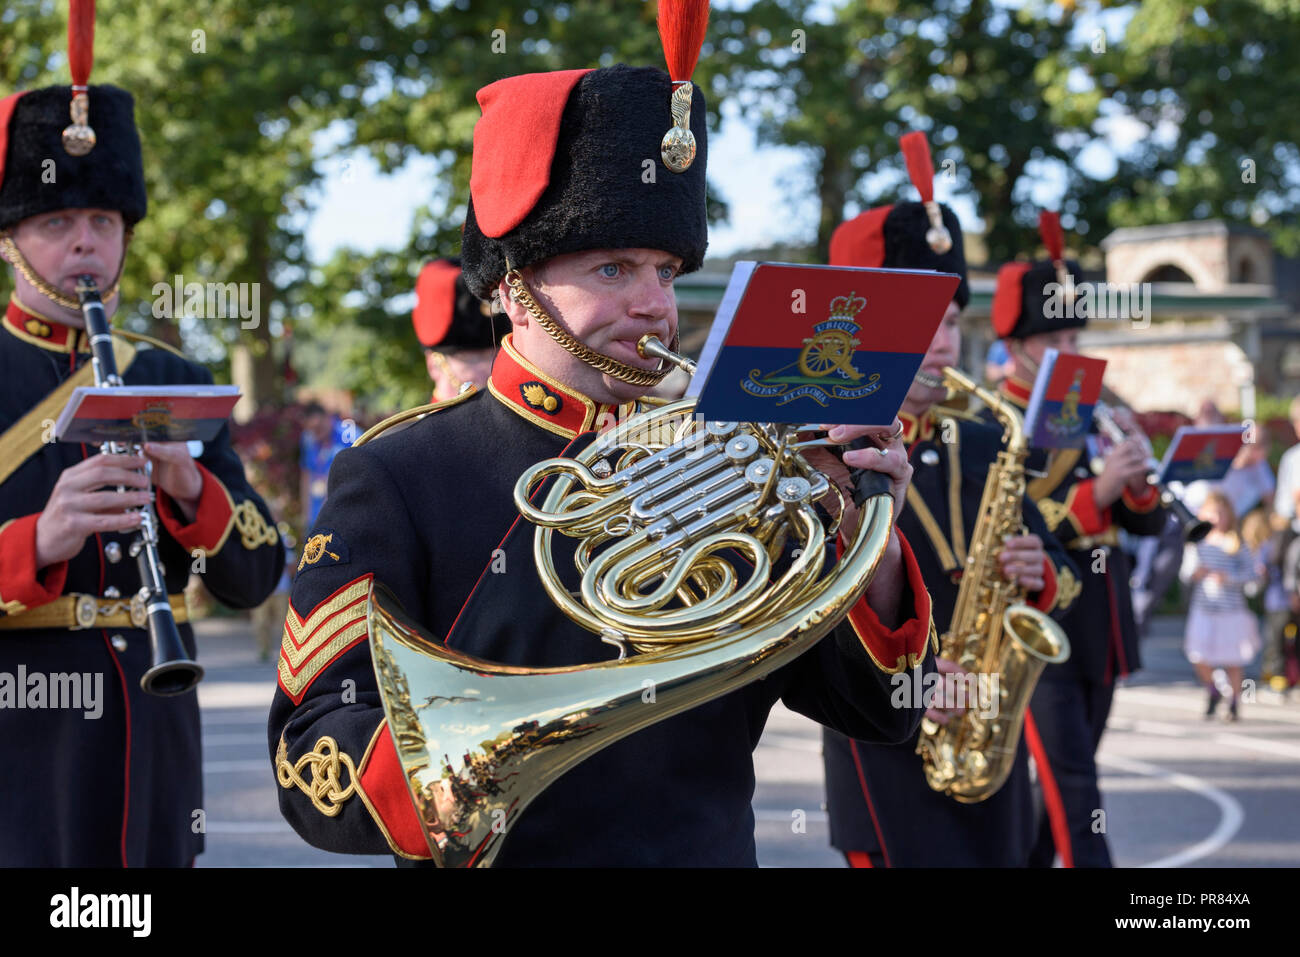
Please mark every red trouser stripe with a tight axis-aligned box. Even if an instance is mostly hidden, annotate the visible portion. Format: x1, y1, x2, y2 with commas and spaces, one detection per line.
1025, 709, 1074, 868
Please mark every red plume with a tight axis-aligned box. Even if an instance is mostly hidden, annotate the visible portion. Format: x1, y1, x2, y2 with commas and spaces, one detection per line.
899, 131, 935, 203
68, 0, 95, 87
658, 0, 710, 82
1039, 210, 1065, 262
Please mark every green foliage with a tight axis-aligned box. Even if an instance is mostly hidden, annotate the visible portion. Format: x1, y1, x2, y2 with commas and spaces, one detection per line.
5, 0, 1297, 413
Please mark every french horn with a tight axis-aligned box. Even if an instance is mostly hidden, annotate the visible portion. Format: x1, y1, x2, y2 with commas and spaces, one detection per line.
367, 337, 898, 866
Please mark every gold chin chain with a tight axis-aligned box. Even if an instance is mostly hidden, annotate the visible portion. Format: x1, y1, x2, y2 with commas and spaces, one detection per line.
0, 230, 126, 311
504, 269, 671, 388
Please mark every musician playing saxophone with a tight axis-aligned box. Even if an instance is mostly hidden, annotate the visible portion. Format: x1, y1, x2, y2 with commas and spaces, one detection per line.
0, 9, 283, 865
269, 7, 941, 867
987, 212, 1168, 867
821, 134, 1079, 867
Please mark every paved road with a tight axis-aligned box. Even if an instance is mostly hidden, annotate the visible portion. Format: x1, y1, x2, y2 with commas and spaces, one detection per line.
195, 614, 1299, 867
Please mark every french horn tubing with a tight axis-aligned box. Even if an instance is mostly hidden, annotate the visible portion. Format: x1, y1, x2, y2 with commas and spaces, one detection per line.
367, 337, 898, 866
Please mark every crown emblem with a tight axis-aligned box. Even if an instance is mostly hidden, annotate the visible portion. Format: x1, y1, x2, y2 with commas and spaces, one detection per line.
828, 292, 867, 321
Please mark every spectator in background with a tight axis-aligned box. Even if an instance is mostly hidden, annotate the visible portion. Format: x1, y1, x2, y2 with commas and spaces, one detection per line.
1180, 490, 1263, 721
1219, 439, 1275, 520
984, 338, 1014, 386
1247, 511, 1295, 693
1133, 399, 1267, 634
1274, 395, 1300, 532
300, 402, 345, 530
1281, 533, 1300, 693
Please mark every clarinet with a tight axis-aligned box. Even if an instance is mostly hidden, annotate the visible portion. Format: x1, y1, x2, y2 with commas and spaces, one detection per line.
76, 276, 205, 696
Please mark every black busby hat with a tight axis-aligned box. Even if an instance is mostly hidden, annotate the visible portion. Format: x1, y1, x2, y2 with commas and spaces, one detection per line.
0, 2, 146, 231
991, 211, 1087, 340
460, 64, 709, 301
413, 258, 511, 350
828, 132, 969, 309
0, 85, 147, 231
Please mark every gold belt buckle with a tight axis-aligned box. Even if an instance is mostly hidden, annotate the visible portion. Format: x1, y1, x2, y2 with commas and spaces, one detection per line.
130, 590, 149, 629
73, 595, 98, 630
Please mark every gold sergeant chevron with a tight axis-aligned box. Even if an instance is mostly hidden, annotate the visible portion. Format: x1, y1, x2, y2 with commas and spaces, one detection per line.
277, 575, 373, 703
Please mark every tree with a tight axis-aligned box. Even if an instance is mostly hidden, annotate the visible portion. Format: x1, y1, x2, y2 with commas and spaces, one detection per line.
1079, 0, 1300, 254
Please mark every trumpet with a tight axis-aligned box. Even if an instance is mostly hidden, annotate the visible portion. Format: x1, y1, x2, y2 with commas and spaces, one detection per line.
76, 276, 205, 696
1092, 400, 1210, 543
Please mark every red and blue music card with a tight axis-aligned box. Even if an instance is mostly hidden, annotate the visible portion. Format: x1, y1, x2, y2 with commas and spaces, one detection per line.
1156, 425, 1247, 485
54, 385, 241, 444
685, 262, 960, 425
1022, 349, 1107, 449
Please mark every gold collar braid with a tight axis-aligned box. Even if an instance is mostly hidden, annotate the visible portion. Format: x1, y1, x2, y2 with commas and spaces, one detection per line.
504, 269, 672, 388
0, 229, 128, 311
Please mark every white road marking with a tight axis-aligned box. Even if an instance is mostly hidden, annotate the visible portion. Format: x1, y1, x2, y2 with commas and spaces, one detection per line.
196, 681, 274, 710
760, 733, 821, 754
203, 733, 271, 746
754, 809, 828, 823
203, 759, 270, 773
204, 821, 294, 833
1119, 688, 1300, 725
1110, 716, 1300, 759
1098, 753, 1244, 868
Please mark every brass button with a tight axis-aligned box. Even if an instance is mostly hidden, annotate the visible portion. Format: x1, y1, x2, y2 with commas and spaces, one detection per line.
920, 449, 940, 466
110, 634, 128, 652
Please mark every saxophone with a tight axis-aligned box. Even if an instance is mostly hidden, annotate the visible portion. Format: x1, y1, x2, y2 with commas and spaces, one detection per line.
914, 367, 1070, 803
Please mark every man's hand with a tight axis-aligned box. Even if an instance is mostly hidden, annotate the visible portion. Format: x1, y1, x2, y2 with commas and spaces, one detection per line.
1093, 436, 1150, 507
34, 453, 151, 569
807, 418, 912, 541
143, 442, 203, 522
998, 533, 1046, 592
802, 418, 913, 628
925, 657, 971, 726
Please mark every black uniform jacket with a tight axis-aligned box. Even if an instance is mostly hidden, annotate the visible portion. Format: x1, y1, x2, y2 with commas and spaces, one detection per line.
268, 335, 938, 867
991, 376, 1168, 685
823, 409, 1079, 865
0, 296, 284, 866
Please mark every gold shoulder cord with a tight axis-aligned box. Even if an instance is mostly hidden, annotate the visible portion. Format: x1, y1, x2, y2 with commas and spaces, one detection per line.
504, 270, 671, 388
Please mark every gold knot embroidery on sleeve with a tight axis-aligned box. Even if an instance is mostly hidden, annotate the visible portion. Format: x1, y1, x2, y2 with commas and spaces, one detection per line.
1055, 565, 1082, 611
275, 733, 359, 817
234, 500, 279, 550
1036, 498, 1071, 533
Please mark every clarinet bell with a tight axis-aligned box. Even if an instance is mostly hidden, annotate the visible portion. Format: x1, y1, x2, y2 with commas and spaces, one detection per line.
140, 607, 204, 696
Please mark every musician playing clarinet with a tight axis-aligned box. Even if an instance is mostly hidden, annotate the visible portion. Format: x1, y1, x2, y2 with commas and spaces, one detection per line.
0, 4, 283, 866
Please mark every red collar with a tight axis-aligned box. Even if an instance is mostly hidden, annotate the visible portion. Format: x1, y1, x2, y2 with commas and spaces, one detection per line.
487, 334, 632, 439
3, 296, 89, 353
899, 409, 935, 446
1000, 375, 1032, 408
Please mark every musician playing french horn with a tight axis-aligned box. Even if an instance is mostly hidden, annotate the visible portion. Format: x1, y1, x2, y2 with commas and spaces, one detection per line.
269, 2, 941, 867
988, 211, 1169, 867
820, 134, 1079, 867
0, 1, 283, 866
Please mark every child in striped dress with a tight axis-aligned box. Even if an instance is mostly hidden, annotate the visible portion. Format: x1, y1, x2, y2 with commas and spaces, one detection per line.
1180, 491, 1263, 720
